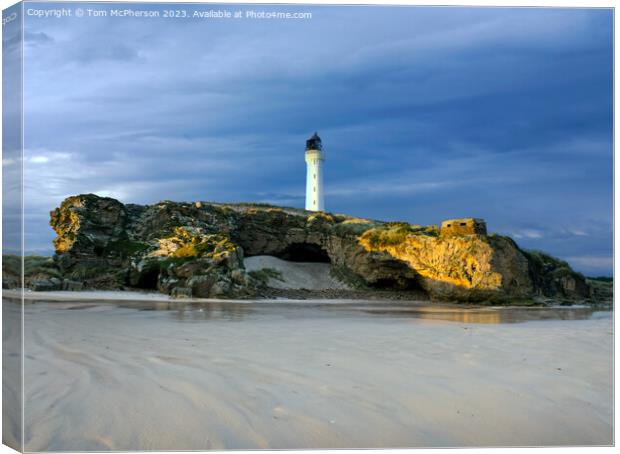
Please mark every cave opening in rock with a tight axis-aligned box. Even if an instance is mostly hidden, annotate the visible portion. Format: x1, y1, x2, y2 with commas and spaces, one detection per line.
136, 267, 160, 290
278, 243, 330, 263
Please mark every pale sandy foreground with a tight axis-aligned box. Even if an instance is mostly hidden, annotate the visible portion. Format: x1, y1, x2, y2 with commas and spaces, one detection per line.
3, 296, 613, 450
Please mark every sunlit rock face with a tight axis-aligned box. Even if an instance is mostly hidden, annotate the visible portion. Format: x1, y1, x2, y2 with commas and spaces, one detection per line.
46, 194, 590, 302
358, 230, 533, 300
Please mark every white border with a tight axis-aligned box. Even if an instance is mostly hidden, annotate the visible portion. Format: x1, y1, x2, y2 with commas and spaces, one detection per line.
0, 1, 615, 454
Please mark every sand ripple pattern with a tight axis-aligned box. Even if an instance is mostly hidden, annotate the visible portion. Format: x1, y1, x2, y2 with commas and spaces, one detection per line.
14, 300, 613, 450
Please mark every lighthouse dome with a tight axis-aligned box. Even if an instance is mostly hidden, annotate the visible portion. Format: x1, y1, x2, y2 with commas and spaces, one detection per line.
305, 132, 322, 151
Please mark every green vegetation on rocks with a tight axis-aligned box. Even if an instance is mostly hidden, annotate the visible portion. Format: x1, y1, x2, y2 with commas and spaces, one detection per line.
166, 227, 238, 259
106, 238, 150, 258
520, 249, 589, 299
361, 222, 440, 248
248, 268, 284, 286
585, 277, 613, 305
3, 254, 85, 291
3, 255, 62, 288
28, 193, 597, 304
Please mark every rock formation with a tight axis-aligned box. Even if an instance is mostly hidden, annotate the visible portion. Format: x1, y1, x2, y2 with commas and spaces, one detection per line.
44, 193, 591, 302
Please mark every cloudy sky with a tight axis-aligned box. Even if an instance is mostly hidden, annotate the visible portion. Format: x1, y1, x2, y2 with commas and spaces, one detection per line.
15, 3, 613, 275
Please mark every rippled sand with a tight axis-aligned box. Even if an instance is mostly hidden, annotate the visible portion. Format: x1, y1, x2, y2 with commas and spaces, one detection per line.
3, 298, 613, 450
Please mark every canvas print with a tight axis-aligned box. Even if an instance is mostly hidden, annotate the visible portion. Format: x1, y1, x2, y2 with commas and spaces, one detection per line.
2, 1, 614, 451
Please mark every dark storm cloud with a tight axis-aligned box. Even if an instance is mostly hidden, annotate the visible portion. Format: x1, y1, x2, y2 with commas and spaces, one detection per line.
21, 4, 613, 275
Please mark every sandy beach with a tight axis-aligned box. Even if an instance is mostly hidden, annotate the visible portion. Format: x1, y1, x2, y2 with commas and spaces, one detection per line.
3, 295, 613, 450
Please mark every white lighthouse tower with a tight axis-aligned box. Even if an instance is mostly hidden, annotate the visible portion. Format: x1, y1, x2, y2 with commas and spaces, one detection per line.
305, 132, 325, 211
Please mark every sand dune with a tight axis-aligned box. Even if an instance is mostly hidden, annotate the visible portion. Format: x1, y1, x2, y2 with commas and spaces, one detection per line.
243, 255, 351, 290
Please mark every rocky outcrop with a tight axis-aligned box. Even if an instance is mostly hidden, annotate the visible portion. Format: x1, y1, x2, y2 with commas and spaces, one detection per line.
46, 194, 591, 302
358, 225, 532, 300
2, 255, 82, 291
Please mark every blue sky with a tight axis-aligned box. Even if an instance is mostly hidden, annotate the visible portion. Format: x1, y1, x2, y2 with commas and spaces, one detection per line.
15, 3, 613, 275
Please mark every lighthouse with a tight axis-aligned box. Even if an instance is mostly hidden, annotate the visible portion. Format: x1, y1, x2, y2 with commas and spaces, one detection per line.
305, 132, 325, 211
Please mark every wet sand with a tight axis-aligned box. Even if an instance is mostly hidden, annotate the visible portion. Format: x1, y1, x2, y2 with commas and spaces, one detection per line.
3, 297, 613, 450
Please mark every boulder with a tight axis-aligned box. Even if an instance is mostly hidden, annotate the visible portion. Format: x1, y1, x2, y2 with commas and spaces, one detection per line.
171, 287, 192, 298
33, 280, 58, 291
62, 279, 83, 291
